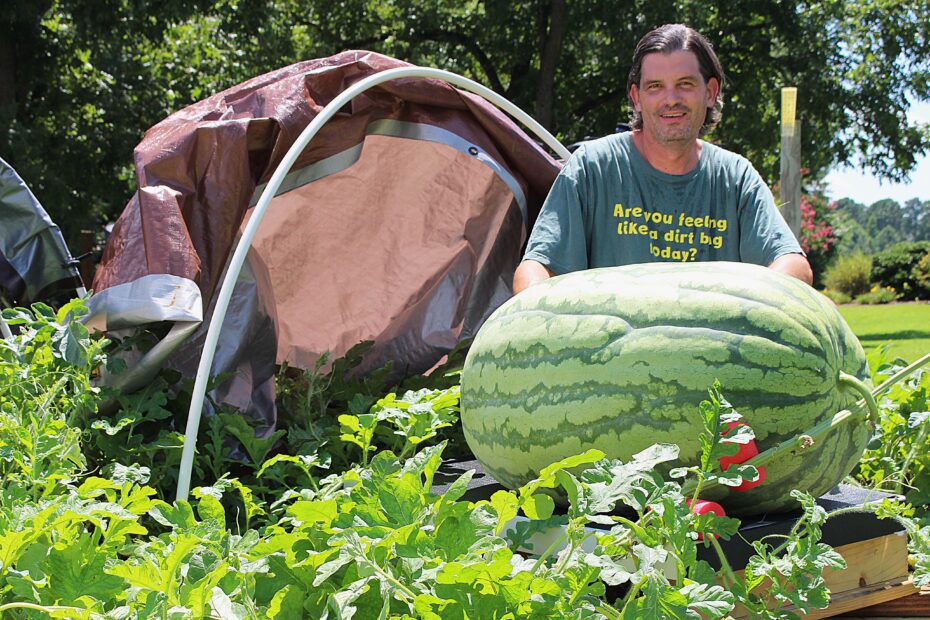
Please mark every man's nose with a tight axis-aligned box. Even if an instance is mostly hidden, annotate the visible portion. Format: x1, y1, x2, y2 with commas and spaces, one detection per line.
666, 86, 685, 103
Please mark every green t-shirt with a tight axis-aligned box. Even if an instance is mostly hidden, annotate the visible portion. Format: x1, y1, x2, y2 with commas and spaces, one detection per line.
523, 132, 802, 274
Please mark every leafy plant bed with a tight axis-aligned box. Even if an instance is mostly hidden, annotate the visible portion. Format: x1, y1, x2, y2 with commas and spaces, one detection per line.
436, 458, 906, 572
437, 458, 914, 615
1, 300, 930, 618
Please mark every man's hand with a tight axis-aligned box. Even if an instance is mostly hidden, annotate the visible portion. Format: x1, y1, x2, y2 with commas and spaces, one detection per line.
513, 260, 554, 294
768, 253, 813, 285
516, 255, 812, 294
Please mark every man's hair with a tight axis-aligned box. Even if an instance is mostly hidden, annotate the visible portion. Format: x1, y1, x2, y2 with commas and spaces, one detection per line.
626, 24, 725, 134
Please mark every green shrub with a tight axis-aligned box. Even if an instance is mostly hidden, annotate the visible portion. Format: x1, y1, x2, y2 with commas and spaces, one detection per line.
915, 252, 930, 298
822, 288, 852, 305
854, 285, 900, 305
823, 252, 873, 297
871, 241, 930, 301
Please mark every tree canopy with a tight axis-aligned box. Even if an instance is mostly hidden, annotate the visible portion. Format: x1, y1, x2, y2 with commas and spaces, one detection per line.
833, 196, 930, 255
2, 0, 929, 247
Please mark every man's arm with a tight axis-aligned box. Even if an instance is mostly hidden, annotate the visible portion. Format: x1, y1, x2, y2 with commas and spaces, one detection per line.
513, 260, 554, 294
768, 252, 813, 285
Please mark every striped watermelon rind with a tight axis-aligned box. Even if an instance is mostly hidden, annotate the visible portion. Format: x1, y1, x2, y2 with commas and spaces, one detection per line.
460, 262, 871, 515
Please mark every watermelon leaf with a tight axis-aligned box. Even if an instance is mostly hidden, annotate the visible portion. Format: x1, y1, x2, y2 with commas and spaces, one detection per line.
716, 464, 761, 488
487, 490, 520, 533
631, 572, 691, 620
521, 493, 555, 520
679, 581, 735, 618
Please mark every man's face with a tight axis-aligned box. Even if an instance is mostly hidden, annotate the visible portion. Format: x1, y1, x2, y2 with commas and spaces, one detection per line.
630, 50, 719, 145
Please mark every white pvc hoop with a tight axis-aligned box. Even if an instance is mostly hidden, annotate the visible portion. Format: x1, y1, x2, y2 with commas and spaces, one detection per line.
175, 66, 571, 501
0, 314, 11, 340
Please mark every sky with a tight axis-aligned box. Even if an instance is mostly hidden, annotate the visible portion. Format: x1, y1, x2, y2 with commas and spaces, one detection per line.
823, 101, 930, 205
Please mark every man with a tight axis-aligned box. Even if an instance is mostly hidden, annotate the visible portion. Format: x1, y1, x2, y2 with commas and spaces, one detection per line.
514, 24, 812, 293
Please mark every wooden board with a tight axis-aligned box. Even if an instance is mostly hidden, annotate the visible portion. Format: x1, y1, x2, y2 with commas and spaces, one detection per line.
810, 578, 920, 618
823, 533, 910, 593
730, 533, 911, 619
835, 583, 930, 618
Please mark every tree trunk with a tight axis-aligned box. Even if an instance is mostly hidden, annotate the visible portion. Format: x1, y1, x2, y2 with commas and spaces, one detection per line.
1, 2, 53, 154
535, 0, 566, 130
0, 29, 17, 158
0, 36, 14, 109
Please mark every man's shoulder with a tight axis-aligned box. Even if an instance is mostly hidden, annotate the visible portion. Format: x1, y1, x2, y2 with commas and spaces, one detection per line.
701, 140, 760, 180
568, 132, 632, 167
576, 131, 631, 152
702, 140, 752, 167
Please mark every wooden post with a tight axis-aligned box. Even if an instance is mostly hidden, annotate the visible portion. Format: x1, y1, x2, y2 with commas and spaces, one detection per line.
779, 87, 802, 238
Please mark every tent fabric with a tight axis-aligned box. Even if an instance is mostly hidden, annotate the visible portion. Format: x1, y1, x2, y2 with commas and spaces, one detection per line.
0, 157, 83, 305
90, 51, 560, 429
85, 274, 203, 395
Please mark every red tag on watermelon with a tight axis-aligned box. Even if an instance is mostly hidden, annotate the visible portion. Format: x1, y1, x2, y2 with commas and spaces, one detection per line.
719, 421, 766, 491
686, 498, 726, 540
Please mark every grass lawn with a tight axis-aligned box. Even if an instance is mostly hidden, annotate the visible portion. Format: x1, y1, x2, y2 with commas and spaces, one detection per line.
838, 302, 930, 365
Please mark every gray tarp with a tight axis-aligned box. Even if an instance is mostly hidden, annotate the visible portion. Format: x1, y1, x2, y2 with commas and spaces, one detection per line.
0, 157, 83, 305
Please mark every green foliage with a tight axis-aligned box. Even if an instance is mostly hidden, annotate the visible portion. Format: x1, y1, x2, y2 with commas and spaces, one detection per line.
86, 373, 187, 498
854, 286, 900, 305
871, 241, 930, 301
4, 299, 930, 617
0, 299, 106, 500
915, 251, 930, 299
854, 348, 930, 513
822, 288, 852, 305
824, 252, 873, 298
1, 1, 281, 248
833, 198, 930, 257
670, 384, 762, 496
338, 386, 460, 465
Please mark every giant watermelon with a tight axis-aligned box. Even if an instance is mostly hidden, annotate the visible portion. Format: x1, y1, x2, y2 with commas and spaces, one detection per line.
460, 262, 872, 515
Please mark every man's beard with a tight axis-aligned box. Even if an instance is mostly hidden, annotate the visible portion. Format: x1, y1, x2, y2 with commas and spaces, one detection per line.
650, 105, 702, 143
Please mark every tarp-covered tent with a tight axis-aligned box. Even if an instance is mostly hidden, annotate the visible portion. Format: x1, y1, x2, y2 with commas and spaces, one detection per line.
87, 51, 560, 433
0, 157, 84, 308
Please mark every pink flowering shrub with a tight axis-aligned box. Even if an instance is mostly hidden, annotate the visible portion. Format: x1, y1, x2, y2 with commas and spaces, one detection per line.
798, 192, 838, 286
800, 194, 837, 255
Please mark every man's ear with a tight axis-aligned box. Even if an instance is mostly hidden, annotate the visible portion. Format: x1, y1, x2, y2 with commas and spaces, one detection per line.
629, 84, 641, 111
705, 77, 720, 107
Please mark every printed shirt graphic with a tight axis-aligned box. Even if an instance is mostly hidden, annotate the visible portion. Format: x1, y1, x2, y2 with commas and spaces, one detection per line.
523, 132, 802, 274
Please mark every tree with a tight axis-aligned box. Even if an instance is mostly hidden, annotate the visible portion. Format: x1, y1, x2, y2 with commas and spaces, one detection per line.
833, 215, 871, 256
903, 198, 930, 241
873, 225, 903, 253
2, 0, 929, 247
864, 199, 905, 241
831, 197, 930, 257
296, 0, 930, 185
1, 1, 267, 247
835, 198, 866, 222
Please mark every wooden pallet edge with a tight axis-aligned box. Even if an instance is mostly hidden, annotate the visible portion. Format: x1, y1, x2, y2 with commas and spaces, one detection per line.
795, 577, 919, 619
834, 580, 930, 618
729, 532, 911, 620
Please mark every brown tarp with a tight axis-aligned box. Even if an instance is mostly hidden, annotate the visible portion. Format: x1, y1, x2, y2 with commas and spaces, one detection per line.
92, 50, 560, 427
